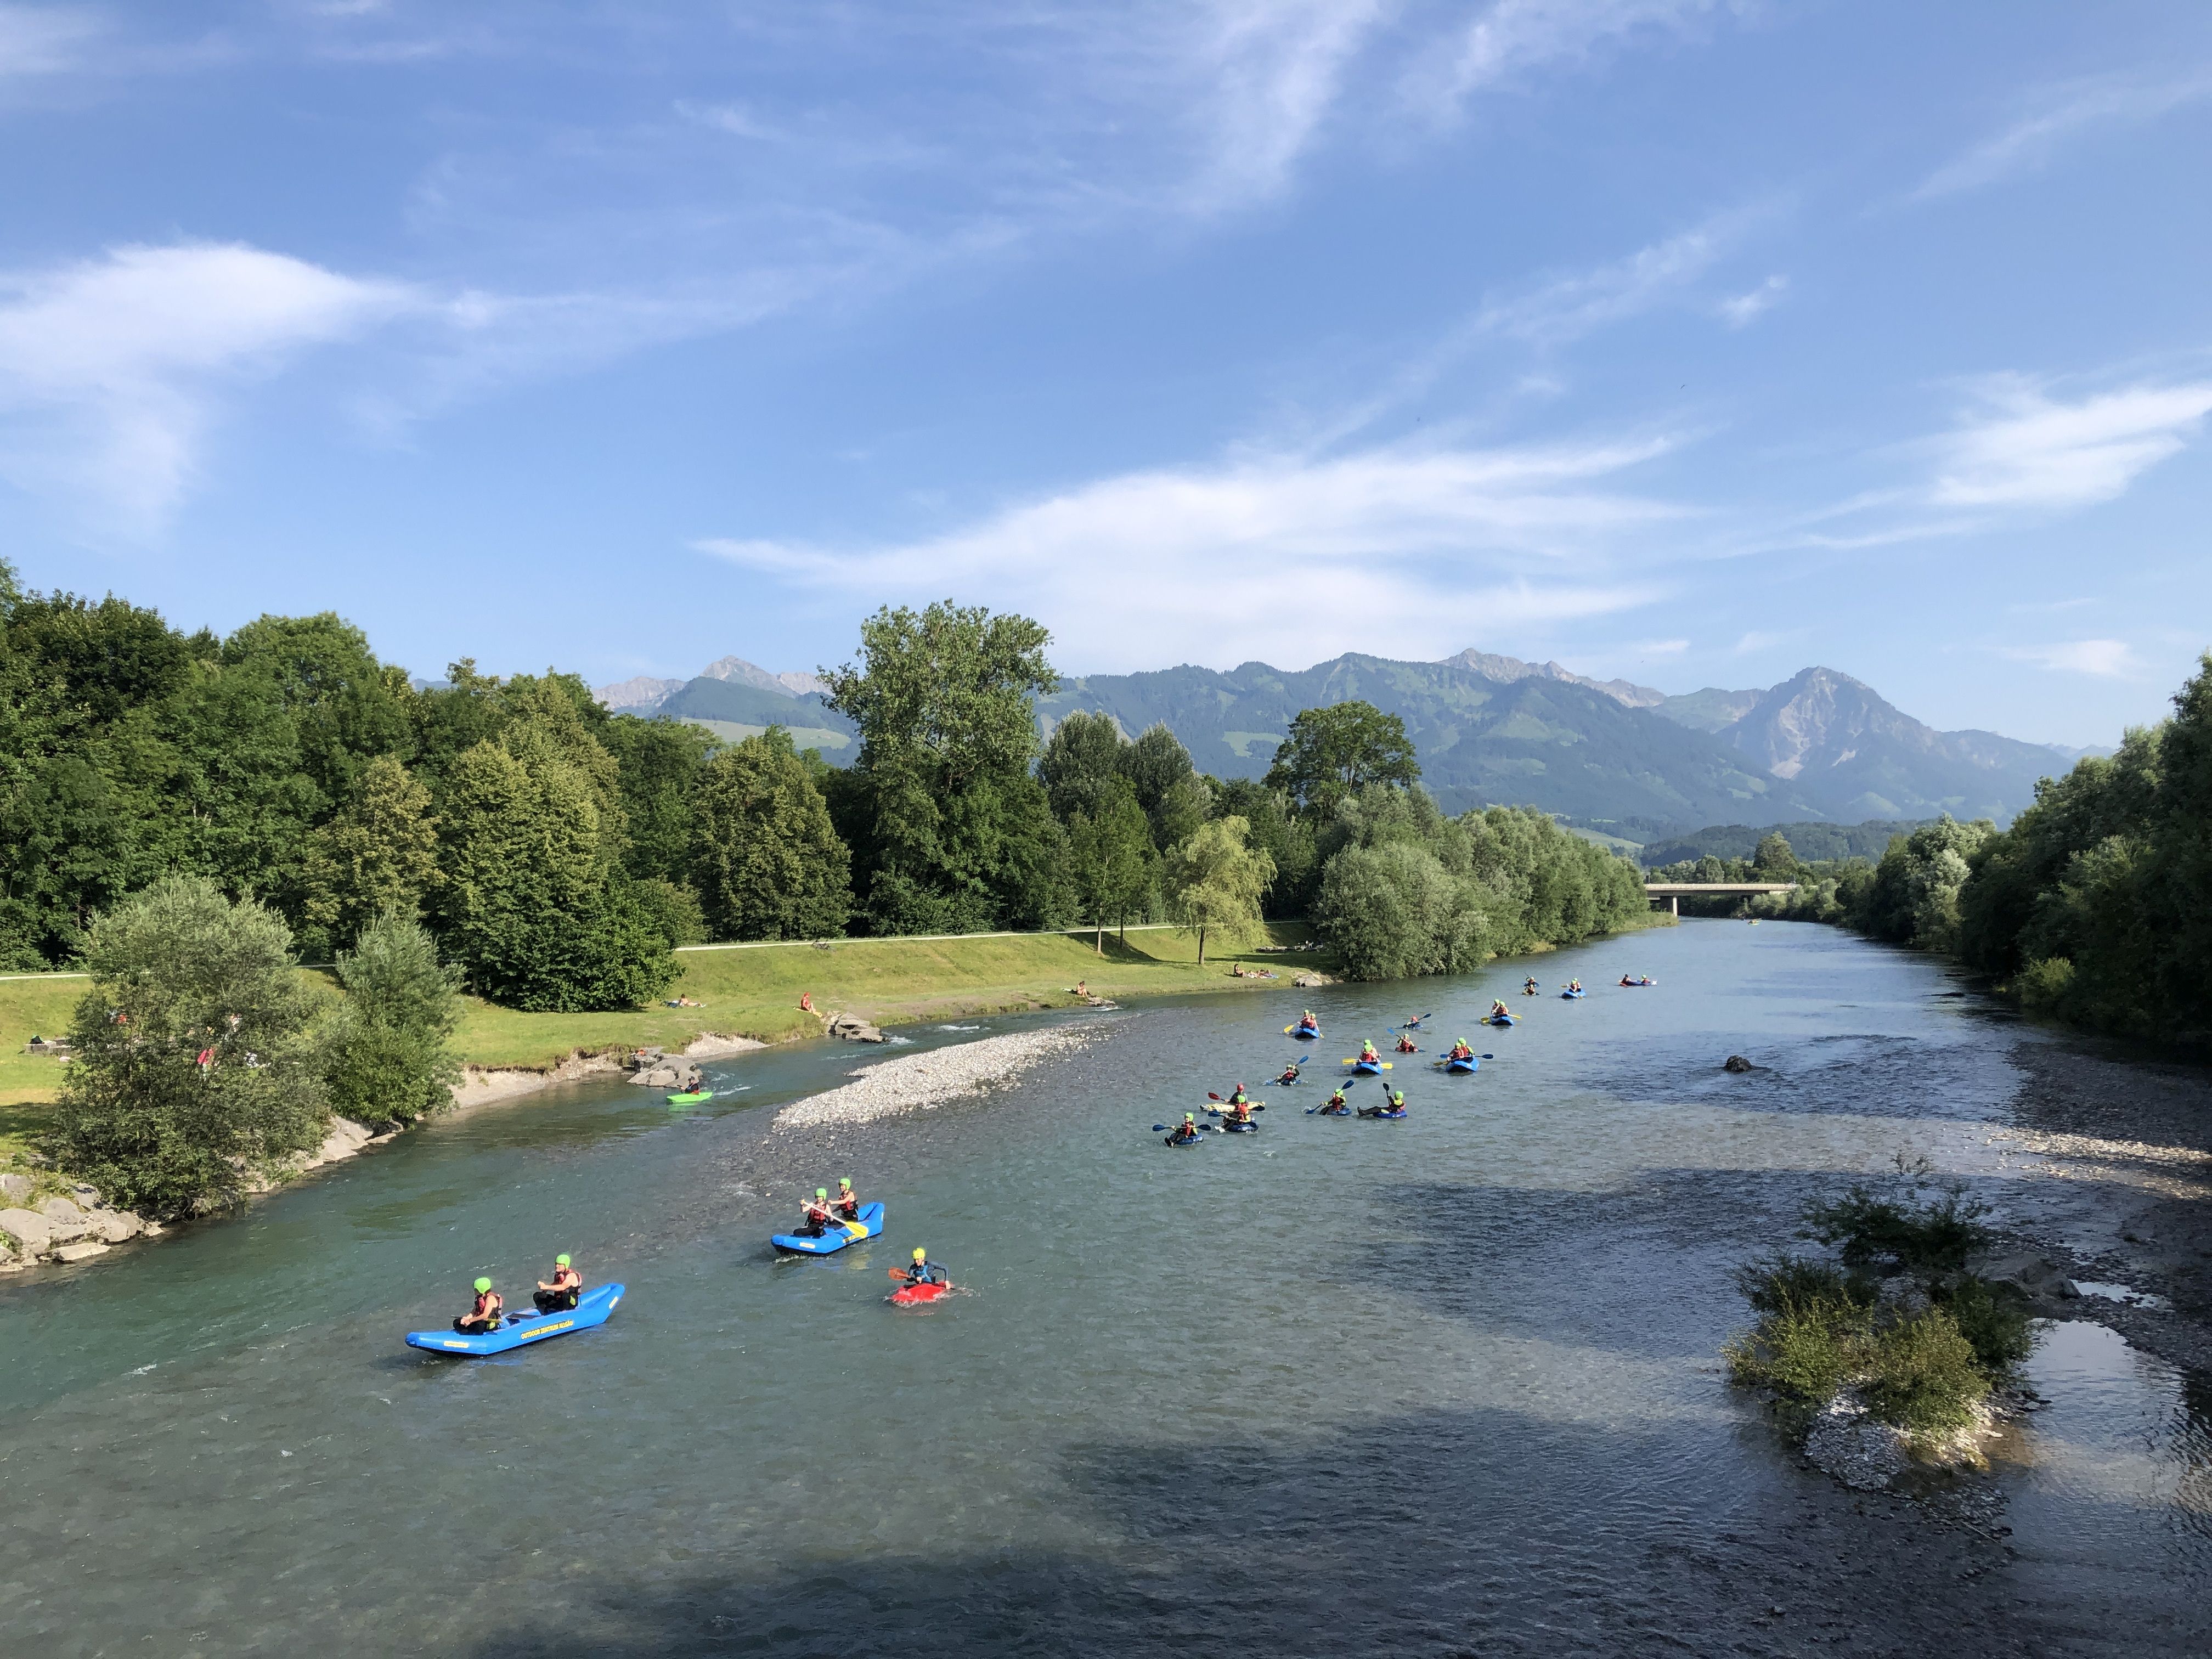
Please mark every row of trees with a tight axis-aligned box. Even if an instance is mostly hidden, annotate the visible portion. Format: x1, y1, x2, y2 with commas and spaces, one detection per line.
1645, 652, 2212, 1041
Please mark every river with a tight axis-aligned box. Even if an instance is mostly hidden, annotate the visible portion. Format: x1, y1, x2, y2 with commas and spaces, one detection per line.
3, 920, 2209, 1656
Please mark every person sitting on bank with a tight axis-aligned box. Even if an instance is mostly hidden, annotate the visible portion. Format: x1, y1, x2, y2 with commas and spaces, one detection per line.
904, 1247, 946, 1286
455, 1277, 503, 1334
533, 1255, 582, 1313
833, 1177, 861, 1220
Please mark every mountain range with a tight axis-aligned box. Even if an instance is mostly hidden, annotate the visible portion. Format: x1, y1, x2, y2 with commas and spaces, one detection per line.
596, 650, 2085, 837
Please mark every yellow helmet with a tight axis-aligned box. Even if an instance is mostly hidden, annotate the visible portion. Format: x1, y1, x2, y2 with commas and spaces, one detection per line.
912, 1247, 927, 1261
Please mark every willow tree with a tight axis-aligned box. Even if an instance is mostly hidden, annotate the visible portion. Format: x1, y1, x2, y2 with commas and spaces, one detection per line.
1163, 816, 1274, 964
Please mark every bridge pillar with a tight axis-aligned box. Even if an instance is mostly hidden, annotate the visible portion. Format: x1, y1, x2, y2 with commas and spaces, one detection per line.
1671, 894, 1678, 917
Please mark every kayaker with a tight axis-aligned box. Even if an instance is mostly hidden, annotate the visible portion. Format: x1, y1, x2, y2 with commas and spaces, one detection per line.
1359, 1039, 1380, 1064
1224, 1095, 1255, 1124
1394, 1034, 1418, 1053
455, 1277, 503, 1334
1523, 976, 1539, 995
904, 1247, 946, 1287
1447, 1039, 1474, 1062
800, 1188, 837, 1237
1389, 1088, 1407, 1112
832, 1177, 860, 1220
533, 1254, 582, 1313
1296, 1010, 1319, 1033
1227, 1082, 1250, 1107
1276, 1063, 1302, 1085
1168, 1111, 1201, 1144
1320, 1086, 1350, 1115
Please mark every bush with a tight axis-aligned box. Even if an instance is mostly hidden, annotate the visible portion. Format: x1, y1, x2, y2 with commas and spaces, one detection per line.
321, 911, 462, 1128
1723, 1257, 1873, 1405
1934, 1274, 2034, 1372
2015, 955, 2076, 1013
1862, 1308, 1989, 1432
1801, 1181, 1989, 1274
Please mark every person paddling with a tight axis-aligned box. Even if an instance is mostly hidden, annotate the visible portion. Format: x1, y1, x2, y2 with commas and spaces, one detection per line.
1296, 1009, 1319, 1034
1320, 1086, 1350, 1115
800, 1188, 837, 1237
833, 1177, 861, 1220
455, 1277, 503, 1334
1358, 1039, 1380, 1065
1223, 1092, 1255, 1124
1276, 1062, 1302, 1085
1447, 1038, 1475, 1062
533, 1254, 582, 1313
1523, 976, 1539, 995
903, 1247, 946, 1288
1167, 1112, 1201, 1144
1394, 1034, 1418, 1053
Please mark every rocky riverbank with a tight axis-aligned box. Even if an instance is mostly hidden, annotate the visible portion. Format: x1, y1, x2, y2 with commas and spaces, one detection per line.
776, 1022, 1106, 1130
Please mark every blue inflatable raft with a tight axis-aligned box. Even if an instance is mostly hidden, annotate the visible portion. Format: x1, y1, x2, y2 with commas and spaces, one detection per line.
1446, 1056, 1479, 1073
772, 1200, 884, 1256
405, 1283, 624, 1357
1561, 989, 1585, 1000
1292, 1026, 1321, 1040
1352, 1059, 1383, 1075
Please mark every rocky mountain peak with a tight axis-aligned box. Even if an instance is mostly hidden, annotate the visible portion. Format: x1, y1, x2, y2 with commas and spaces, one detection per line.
1437, 647, 1667, 708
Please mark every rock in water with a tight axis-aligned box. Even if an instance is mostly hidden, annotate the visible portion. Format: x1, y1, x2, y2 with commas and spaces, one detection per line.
1724, 1054, 1753, 1073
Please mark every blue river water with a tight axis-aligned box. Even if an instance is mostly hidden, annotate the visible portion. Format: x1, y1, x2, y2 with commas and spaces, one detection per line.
2, 919, 2208, 1655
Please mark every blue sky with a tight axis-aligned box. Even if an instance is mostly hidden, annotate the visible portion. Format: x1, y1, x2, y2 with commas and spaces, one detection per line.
2, 2, 2208, 747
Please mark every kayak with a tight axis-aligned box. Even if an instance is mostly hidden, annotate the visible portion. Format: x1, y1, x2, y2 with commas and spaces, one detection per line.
1217, 1119, 1259, 1133
1446, 1057, 1479, 1073
772, 1200, 884, 1256
665, 1090, 713, 1104
1271, 1076, 1302, 1086
1352, 1059, 1383, 1075
1293, 1026, 1321, 1041
1165, 1133, 1204, 1147
890, 1279, 951, 1307
1359, 1108, 1408, 1120
405, 1283, 624, 1357
1483, 1014, 1516, 1027
1620, 979, 1656, 987
1316, 1104, 1351, 1116
1561, 990, 1585, 1000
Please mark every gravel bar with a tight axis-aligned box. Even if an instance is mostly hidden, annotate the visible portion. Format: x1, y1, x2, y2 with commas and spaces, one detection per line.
775, 1024, 1104, 1130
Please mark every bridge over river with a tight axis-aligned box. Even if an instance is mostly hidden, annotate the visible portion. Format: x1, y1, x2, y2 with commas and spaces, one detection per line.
1643, 881, 1797, 916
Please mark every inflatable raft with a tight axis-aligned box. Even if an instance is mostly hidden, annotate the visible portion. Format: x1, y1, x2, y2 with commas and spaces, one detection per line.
772, 1201, 884, 1256
405, 1283, 625, 1357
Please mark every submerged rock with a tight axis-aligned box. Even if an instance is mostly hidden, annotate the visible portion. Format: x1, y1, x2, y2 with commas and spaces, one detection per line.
1724, 1054, 1753, 1073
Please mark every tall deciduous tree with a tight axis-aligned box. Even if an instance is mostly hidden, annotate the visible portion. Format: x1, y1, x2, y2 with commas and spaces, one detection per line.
1163, 816, 1274, 964
1264, 701, 1419, 816
693, 727, 854, 939
321, 909, 462, 1128
298, 755, 442, 958
821, 601, 1061, 935
47, 876, 330, 1216
1068, 778, 1155, 952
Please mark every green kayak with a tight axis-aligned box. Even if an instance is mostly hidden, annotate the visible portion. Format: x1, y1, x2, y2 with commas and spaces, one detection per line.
665, 1089, 713, 1104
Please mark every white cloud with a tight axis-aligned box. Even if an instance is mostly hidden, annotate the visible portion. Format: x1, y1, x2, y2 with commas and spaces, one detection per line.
1411, 0, 1735, 119
1930, 377, 2212, 510
0, 4, 100, 77
1176, 0, 1390, 211
1471, 211, 1752, 348
2001, 639, 2142, 678
1913, 73, 2212, 200
1717, 274, 1786, 328
698, 436, 1681, 670
0, 242, 415, 532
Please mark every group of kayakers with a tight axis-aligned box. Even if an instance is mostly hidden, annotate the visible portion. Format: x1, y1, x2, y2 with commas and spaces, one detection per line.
797, 1177, 866, 1237
455, 1252, 583, 1333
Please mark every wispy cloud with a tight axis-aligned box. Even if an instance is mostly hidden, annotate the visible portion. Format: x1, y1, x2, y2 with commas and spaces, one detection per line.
1409, 0, 1738, 121
0, 242, 416, 532
1912, 71, 2212, 200
1929, 376, 2212, 510
1717, 274, 1786, 328
1472, 212, 1752, 347
0, 3, 103, 77
2000, 639, 2142, 678
697, 435, 1682, 670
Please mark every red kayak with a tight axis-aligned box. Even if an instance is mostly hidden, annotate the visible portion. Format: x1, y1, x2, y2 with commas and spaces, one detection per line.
889, 1280, 951, 1307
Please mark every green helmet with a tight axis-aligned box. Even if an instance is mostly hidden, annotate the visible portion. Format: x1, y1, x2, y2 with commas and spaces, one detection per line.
1184, 1111, 1195, 1121
555, 1254, 571, 1267
912, 1247, 927, 1261
473, 1277, 492, 1293
816, 1187, 828, 1199
838, 1177, 851, 1188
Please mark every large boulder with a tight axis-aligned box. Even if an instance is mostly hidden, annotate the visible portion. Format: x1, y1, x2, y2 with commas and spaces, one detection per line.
0, 1207, 54, 1255
96, 1210, 144, 1243
50, 1240, 109, 1264
36, 1198, 91, 1243
0, 1171, 32, 1202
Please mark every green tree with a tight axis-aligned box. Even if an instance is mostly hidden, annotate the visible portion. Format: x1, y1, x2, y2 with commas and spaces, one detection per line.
321, 910, 462, 1128
1067, 778, 1155, 952
1163, 816, 1274, 964
1263, 701, 1419, 816
298, 755, 442, 958
46, 876, 330, 1216
1752, 831, 1802, 879
601, 714, 715, 887
821, 601, 1059, 934
1038, 710, 1127, 822
692, 727, 855, 939
437, 737, 675, 1010
1213, 777, 1313, 918
1121, 722, 1212, 851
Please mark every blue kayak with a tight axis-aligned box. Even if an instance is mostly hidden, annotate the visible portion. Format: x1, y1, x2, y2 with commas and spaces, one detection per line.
772, 1200, 884, 1256
1484, 1013, 1516, 1026
1446, 1057, 1479, 1073
1165, 1133, 1205, 1147
406, 1283, 624, 1357
1293, 1026, 1321, 1041
1561, 990, 1585, 1000
1352, 1059, 1383, 1075
1360, 1108, 1408, 1120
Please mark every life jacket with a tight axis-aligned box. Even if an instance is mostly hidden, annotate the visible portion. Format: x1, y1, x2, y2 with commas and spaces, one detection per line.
472, 1290, 501, 1322
835, 1187, 859, 1212
551, 1266, 580, 1293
